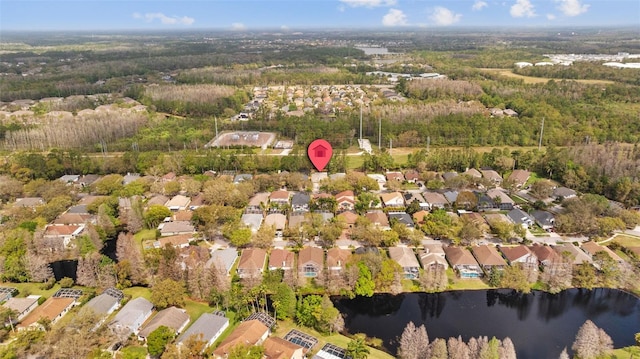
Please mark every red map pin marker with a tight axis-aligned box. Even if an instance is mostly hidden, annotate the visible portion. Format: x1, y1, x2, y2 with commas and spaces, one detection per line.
308, 139, 333, 171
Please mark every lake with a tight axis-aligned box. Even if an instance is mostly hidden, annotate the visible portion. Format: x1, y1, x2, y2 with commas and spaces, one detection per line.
334, 288, 640, 359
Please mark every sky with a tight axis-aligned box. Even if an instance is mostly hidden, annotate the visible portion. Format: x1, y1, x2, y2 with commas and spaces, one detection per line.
0, 0, 638, 31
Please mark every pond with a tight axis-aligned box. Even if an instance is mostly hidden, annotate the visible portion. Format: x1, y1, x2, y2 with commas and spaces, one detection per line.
334, 288, 640, 359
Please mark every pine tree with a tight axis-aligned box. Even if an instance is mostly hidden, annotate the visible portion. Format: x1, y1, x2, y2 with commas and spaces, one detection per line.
398, 321, 430, 359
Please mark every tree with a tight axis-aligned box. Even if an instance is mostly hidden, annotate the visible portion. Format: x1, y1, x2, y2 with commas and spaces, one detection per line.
420, 265, 448, 293
147, 326, 175, 357
540, 261, 572, 294
572, 263, 596, 289
558, 348, 569, 359
145, 205, 172, 229
529, 180, 554, 199
500, 264, 530, 293
398, 321, 430, 359
572, 320, 613, 359
429, 338, 448, 359
447, 336, 470, 359
346, 334, 370, 359
228, 227, 252, 247
272, 283, 296, 320
498, 337, 516, 359
58, 277, 74, 288
354, 262, 375, 297
227, 344, 264, 359
150, 278, 186, 309
92, 174, 124, 195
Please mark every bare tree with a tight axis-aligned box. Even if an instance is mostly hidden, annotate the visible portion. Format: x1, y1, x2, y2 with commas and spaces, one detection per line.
572, 320, 613, 359
498, 337, 517, 359
558, 348, 569, 359
447, 336, 470, 359
115, 232, 146, 285
25, 251, 53, 283
398, 321, 430, 359
76, 253, 99, 287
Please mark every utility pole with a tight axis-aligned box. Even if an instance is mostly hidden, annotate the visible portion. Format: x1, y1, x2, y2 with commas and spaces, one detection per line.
359, 105, 363, 142
378, 117, 382, 149
538, 117, 545, 150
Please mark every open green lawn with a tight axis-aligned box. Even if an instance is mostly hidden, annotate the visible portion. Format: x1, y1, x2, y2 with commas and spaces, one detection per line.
273, 319, 394, 359
122, 286, 152, 301
116, 345, 146, 359
611, 234, 640, 248
3, 282, 62, 298
134, 229, 157, 246
446, 270, 490, 290
184, 299, 214, 321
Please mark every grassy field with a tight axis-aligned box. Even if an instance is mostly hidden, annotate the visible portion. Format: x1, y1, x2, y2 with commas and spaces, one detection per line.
273, 319, 394, 359
610, 234, 640, 248
1, 282, 62, 298
478, 68, 615, 85
446, 269, 491, 290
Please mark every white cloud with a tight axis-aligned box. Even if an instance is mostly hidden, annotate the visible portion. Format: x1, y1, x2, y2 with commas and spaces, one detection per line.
281, 25, 290, 31
231, 22, 247, 31
340, 0, 396, 8
133, 12, 195, 25
510, 0, 536, 18
472, 0, 488, 11
555, 0, 590, 16
382, 8, 407, 27
430, 6, 462, 26
546, 13, 556, 20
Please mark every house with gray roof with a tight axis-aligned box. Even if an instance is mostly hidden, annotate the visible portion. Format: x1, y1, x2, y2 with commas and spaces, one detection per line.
233, 174, 253, 184
138, 306, 190, 340
531, 210, 555, 231
388, 212, 415, 228
291, 192, 311, 212
553, 243, 592, 265
241, 213, 263, 233
2, 296, 39, 322
506, 208, 534, 229
553, 187, 577, 200
84, 288, 123, 317
177, 313, 229, 349
388, 247, 420, 279
423, 191, 449, 210
158, 221, 195, 237
110, 297, 153, 336
481, 169, 503, 185
206, 248, 239, 275
122, 173, 140, 185
486, 189, 515, 210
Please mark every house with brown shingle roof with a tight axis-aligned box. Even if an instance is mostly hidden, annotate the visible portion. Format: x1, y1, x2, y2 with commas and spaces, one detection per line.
412, 210, 429, 225
423, 191, 449, 210
237, 248, 267, 279
263, 336, 304, 359
165, 195, 191, 211
471, 245, 507, 272
480, 169, 502, 185
269, 248, 295, 272
553, 243, 592, 265
444, 246, 482, 278
404, 169, 420, 183
528, 244, 561, 267
138, 306, 190, 340
337, 211, 358, 229
157, 234, 193, 249
213, 319, 269, 359
44, 224, 84, 248
335, 190, 355, 212
365, 211, 390, 230
499, 245, 538, 270
388, 247, 420, 279
581, 241, 624, 264
53, 213, 93, 226
298, 246, 324, 278
508, 169, 530, 188
158, 221, 195, 237
380, 192, 405, 207
463, 168, 482, 179
386, 171, 405, 182
419, 243, 448, 270
18, 297, 74, 330
326, 248, 351, 274
270, 190, 291, 205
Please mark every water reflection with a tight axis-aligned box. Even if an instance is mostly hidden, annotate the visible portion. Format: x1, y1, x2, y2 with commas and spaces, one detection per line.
334, 289, 640, 359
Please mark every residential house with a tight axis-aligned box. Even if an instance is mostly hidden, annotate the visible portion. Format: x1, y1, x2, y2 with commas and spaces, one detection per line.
337, 211, 358, 229
78, 174, 100, 188
486, 189, 515, 210
380, 192, 405, 208
326, 248, 351, 274
463, 168, 482, 179
43, 224, 84, 248
189, 193, 206, 210
269, 248, 295, 272
581, 241, 624, 264
506, 208, 534, 229
310, 172, 329, 184
58, 174, 80, 184
247, 192, 270, 213
110, 297, 154, 336
161, 172, 177, 182
14, 197, 44, 208
158, 221, 195, 237
291, 192, 311, 213
553, 243, 592, 265
241, 213, 264, 233
298, 246, 324, 278
404, 170, 420, 183
138, 306, 190, 340
147, 194, 170, 207
237, 248, 267, 279
177, 313, 229, 350
389, 247, 420, 279
65, 204, 90, 214
265, 213, 287, 237
53, 213, 93, 226
412, 210, 430, 225
206, 248, 239, 275
499, 245, 538, 269
213, 319, 269, 359
404, 192, 428, 210
423, 191, 449, 210
122, 173, 140, 185
442, 172, 458, 181
263, 336, 305, 359
335, 190, 355, 212
165, 195, 191, 211
444, 246, 482, 278
471, 245, 507, 272
18, 297, 75, 330
481, 170, 503, 185
367, 174, 386, 187
386, 171, 405, 182
270, 190, 291, 206
531, 210, 555, 231
83, 288, 123, 318
419, 244, 448, 270
365, 211, 390, 230
528, 244, 562, 267
443, 190, 459, 204
158, 234, 193, 249
288, 214, 307, 231
2, 296, 39, 322
459, 212, 489, 232
508, 169, 530, 188
388, 212, 415, 228
553, 187, 577, 200
476, 192, 496, 211
233, 174, 253, 184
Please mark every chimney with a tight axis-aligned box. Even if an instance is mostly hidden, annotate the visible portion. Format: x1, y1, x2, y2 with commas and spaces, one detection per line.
282, 261, 285, 268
